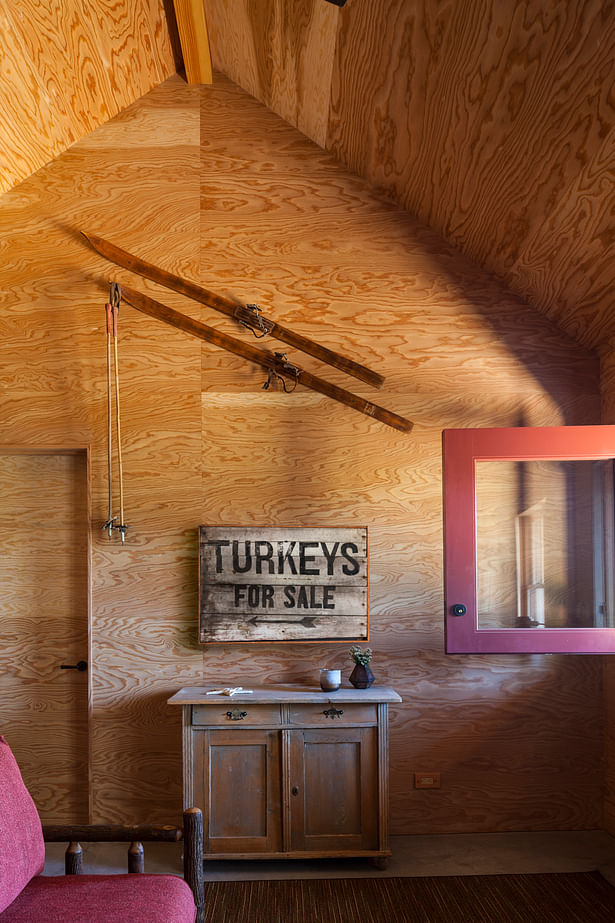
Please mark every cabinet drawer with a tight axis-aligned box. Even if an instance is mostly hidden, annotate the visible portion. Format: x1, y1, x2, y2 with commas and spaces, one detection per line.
192, 704, 281, 726
288, 704, 377, 726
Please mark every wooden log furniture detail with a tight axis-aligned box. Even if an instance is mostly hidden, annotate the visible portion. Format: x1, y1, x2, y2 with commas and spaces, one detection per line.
168, 684, 402, 868
40, 812, 204, 922
42, 812, 203, 880
0, 736, 205, 923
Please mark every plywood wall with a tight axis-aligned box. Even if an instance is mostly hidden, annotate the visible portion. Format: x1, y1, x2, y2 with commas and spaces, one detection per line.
0, 70, 604, 834
205, 0, 615, 357
0, 451, 90, 823
0, 73, 203, 823
0, 0, 177, 195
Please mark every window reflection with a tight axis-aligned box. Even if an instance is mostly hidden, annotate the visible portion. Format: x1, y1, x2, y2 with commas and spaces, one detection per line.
476, 460, 615, 629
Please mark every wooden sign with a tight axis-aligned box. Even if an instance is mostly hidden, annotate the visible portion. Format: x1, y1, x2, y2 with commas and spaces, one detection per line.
199, 526, 368, 643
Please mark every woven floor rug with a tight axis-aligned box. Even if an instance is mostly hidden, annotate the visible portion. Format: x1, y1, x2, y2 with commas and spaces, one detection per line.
201, 871, 615, 923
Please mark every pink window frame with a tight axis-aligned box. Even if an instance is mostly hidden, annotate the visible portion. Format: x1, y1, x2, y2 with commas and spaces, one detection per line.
442, 425, 615, 654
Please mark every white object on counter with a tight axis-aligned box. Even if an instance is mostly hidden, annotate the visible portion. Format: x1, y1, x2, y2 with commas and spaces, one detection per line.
205, 686, 254, 697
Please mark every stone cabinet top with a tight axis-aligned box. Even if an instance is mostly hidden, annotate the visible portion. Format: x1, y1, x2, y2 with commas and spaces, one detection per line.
167, 684, 402, 705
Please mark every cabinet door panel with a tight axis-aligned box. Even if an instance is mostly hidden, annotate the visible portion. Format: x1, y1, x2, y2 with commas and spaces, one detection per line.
197, 729, 281, 854
304, 740, 361, 835
289, 727, 377, 851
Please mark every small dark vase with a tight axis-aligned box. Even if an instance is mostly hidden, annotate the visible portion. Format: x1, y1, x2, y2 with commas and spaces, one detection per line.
349, 662, 375, 689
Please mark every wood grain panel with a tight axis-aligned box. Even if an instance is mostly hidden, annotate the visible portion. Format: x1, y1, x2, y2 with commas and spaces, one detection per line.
206, 0, 338, 146
0, 0, 176, 195
206, 0, 615, 356
324, 0, 615, 353
342, 0, 615, 353
0, 75, 203, 825
0, 64, 606, 836
196, 73, 603, 835
388, 651, 603, 833
0, 452, 90, 823
0, 1, 71, 191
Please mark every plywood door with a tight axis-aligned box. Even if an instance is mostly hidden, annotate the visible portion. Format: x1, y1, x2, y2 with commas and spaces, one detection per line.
0, 451, 90, 822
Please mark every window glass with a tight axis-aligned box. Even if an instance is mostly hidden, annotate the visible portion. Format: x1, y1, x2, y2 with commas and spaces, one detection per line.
476, 460, 615, 630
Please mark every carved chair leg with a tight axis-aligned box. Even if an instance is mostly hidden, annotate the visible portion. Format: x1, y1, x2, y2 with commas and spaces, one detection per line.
128, 841, 144, 873
65, 842, 83, 875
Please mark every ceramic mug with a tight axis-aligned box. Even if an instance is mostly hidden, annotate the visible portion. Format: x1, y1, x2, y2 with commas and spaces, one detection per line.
319, 668, 341, 691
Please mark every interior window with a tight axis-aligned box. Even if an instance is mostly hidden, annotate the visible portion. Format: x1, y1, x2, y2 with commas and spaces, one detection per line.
443, 426, 615, 653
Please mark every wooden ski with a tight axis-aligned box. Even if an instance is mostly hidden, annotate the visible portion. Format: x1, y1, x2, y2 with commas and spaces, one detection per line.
82, 231, 385, 390
118, 284, 413, 434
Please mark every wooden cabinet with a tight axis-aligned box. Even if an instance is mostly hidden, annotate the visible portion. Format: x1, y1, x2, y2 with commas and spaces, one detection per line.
168, 685, 401, 863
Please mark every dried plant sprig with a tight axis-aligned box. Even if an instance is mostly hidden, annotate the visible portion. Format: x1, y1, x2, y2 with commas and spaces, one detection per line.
349, 645, 373, 665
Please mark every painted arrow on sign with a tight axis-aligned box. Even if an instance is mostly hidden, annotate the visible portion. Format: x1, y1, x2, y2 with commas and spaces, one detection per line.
248, 616, 317, 628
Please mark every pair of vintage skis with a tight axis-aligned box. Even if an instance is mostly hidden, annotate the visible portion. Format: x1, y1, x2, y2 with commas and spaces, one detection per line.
82, 232, 413, 433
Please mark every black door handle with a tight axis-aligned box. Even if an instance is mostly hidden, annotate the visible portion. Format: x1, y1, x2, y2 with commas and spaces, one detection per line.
60, 661, 88, 672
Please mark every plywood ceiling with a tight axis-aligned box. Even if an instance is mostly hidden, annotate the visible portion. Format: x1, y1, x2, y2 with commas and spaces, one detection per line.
0, 0, 176, 193
204, 0, 615, 356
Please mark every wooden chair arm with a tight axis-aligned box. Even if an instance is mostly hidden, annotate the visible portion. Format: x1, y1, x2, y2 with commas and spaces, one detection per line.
42, 805, 204, 921
42, 823, 182, 843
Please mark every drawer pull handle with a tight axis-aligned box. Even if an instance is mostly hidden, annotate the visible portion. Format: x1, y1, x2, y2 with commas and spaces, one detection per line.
226, 709, 248, 721
323, 707, 344, 719
291, 785, 299, 796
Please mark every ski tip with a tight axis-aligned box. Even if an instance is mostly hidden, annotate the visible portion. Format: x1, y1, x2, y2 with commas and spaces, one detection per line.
81, 230, 103, 249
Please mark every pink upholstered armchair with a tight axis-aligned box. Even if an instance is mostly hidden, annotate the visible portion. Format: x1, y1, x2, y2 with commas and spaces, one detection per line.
0, 737, 204, 923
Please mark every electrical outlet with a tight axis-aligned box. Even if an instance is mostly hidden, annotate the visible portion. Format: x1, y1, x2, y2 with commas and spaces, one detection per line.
414, 772, 441, 789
